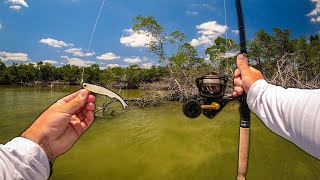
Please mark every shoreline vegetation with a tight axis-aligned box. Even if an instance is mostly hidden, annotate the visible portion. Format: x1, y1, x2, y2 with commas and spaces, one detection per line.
0, 65, 171, 90
1, 16, 319, 102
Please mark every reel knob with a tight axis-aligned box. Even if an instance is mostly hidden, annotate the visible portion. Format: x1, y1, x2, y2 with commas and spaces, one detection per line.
183, 99, 202, 118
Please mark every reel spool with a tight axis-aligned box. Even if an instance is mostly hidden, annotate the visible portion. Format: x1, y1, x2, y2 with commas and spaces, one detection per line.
183, 72, 231, 119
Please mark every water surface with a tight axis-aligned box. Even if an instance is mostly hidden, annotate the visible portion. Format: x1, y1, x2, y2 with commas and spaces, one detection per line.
0, 85, 319, 179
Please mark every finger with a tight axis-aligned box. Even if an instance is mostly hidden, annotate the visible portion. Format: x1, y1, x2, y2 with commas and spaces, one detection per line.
80, 111, 94, 132
237, 54, 249, 72
55, 90, 82, 106
76, 111, 86, 121
62, 89, 89, 114
234, 68, 241, 78
75, 102, 94, 114
81, 109, 87, 120
69, 121, 84, 138
234, 86, 244, 96
232, 91, 239, 97
61, 90, 82, 103
86, 102, 95, 111
86, 111, 94, 125
87, 95, 95, 103
72, 94, 94, 112
234, 77, 243, 87
70, 115, 81, 123
85, 111, 94, 125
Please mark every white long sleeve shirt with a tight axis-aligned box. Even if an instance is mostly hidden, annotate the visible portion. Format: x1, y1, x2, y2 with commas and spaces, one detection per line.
0, 137, 50, 180
247, 79, 320, 159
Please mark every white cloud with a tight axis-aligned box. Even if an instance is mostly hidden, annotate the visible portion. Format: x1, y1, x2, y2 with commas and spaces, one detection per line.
67, 57, 95, 67
201, 4, 216, 11
39, 38, 73, 48
60, 56, 69, 59
120, 29, 154, 47
100, 63, 121, 70
190, 3, 216, 11
232, 30, 239, 35
64, 48, 81, 54
9, 5, 21, 10
8, 0, 29, 7
0, 24, 2, 30
307, 0, 320, 23
222, 52, 238, 58
186, 11, 199, 16
107, 64, 120, 68
141, 63, 153, 69
96, 52, 120, 60
190, 21, 227, 47
123, 56, 142, 64
42, 60, 58, 64
308, 9, 319, 16
0, 51, 28, 61
64, 48, 95, 57
311, 16, 320, 22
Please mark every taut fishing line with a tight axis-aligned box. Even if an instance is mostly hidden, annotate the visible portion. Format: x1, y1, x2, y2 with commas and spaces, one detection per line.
223, 0, 228, 72
81, 0, 106, 84
80, 0, 128, 108
224, 0, 228, 50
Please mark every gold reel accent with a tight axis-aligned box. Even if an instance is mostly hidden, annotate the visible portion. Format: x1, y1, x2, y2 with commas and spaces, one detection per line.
201, 102, 221, 110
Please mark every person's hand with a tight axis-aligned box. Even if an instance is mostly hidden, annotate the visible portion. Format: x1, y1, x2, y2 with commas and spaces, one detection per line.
22, 89, 95, 162
233, 54, 265, 97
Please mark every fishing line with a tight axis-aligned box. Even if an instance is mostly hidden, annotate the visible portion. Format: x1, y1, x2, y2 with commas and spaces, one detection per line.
81, 0, 106, 84
224, 0, 228, 49
223, 0, 229, 72
223, 0, 237, 74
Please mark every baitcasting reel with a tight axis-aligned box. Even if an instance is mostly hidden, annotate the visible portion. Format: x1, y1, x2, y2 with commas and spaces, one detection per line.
183, 72, 232, 119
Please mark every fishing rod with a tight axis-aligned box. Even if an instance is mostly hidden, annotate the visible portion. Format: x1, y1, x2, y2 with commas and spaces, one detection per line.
182, 0, 250, 179
235, 0, 250, 179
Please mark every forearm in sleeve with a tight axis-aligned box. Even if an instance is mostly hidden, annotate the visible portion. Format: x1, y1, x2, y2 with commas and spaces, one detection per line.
0, 137, 50, 180
247, 79, 320, 159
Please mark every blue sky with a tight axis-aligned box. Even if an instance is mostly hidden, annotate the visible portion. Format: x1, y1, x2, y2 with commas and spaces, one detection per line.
0, 0, 319, 68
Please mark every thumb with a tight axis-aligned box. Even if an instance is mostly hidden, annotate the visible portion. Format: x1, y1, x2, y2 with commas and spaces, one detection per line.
237, 54, 249, 73
62, 89, 89, 114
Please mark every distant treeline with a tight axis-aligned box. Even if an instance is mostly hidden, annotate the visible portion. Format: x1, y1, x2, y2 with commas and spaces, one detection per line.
1, 24, 320, 90
0, 62, 168, 88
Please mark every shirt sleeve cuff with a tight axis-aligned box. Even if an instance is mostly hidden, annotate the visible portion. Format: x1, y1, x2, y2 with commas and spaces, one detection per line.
5, 137, 50, 178
247, 79, 269, 109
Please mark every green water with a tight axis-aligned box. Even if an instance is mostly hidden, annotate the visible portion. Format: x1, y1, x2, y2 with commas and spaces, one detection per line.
0, 86, 319, 179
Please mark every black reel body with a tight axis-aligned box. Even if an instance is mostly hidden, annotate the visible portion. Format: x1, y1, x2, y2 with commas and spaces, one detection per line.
183, 72, 231, 119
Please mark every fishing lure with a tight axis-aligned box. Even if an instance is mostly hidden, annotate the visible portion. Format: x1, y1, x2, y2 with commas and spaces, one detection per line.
83, 83, 128, 108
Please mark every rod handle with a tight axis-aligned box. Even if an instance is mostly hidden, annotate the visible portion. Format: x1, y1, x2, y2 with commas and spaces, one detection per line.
237, 127, 250, 180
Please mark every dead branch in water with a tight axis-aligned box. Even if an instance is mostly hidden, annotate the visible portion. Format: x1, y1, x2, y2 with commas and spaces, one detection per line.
125, 91, 161, 107
94, 91, 161, 116
94, 99, 116, 116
